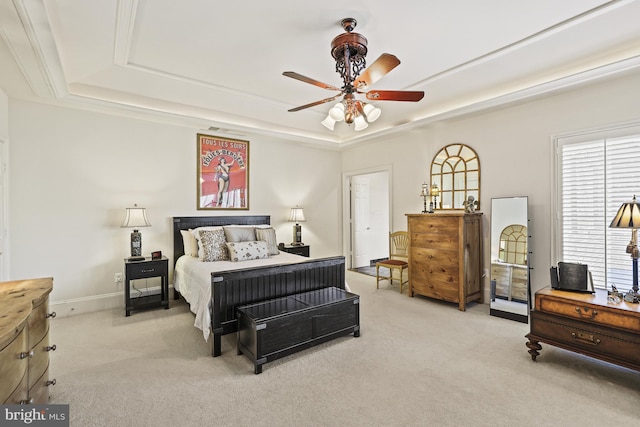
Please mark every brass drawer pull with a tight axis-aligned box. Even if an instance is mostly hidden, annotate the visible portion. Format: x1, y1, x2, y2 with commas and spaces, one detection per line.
574, 306, 598, 318
46, 344, 57, 352
46, 311, 57, 318
571, 331, 601, 345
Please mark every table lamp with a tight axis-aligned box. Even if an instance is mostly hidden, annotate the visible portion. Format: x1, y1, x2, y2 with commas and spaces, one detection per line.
121, 204, 151, 260
609, 195, 640, 303
288, 206, 306, 246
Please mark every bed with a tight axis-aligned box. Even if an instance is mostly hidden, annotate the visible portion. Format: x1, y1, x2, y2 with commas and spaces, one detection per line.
172, 216, 346, 357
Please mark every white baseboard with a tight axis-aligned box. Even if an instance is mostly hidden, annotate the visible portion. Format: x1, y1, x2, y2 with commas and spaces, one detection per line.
50, 285, 175, 317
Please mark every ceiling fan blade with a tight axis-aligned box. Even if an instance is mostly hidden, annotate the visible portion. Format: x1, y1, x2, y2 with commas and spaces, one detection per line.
288, 94, 343, 112
366, 90, 425, 102
353, 53, 401, 89
283, 71, 342, 91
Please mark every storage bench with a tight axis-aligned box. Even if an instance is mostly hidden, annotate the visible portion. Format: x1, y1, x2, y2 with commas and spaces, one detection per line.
236, 287, 360, 374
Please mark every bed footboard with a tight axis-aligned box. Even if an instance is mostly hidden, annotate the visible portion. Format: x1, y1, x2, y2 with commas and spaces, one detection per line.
211, 256, 346, 357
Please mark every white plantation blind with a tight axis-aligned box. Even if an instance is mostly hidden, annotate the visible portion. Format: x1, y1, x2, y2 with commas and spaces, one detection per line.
558, 131, 640, 291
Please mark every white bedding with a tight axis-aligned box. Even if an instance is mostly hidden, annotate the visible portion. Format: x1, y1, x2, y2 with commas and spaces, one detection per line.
174, 251, 310, 340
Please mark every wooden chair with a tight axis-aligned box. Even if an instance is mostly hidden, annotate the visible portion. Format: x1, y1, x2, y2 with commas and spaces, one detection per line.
376, 231, 409, 293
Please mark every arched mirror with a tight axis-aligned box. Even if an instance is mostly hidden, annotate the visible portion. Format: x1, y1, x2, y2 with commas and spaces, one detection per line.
490, 196, 530, 323
430, 143, 480, 210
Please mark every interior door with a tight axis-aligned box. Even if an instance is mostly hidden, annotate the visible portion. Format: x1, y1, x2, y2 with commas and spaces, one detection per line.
352, 175, 371, 268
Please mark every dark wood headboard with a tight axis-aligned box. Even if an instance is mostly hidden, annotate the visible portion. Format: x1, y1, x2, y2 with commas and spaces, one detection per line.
172, 216, 270, 265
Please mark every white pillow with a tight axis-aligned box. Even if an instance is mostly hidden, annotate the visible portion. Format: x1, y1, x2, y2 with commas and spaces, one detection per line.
226, 241, 269, 262
255, 227, 279, 256
192, 226, 223, 259
223, 226, 256, 242
180, 229, 199, 257
198, 229, 229, 262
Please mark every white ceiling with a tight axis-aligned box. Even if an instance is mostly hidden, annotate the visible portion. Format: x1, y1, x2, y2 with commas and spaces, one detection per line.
1, 0, 640, 147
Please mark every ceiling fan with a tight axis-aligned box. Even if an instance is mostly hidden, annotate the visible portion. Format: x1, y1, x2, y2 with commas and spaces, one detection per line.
283, 18, 424, 130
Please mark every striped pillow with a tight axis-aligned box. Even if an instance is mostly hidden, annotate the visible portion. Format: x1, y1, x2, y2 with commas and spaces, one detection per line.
255, 227, 279, 255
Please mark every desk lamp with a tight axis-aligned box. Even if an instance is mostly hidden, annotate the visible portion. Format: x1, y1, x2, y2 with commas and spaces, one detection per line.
609, 195, 640, 303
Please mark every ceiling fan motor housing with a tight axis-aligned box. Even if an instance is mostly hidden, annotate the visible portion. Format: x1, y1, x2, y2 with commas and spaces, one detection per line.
331, 19, 368, 86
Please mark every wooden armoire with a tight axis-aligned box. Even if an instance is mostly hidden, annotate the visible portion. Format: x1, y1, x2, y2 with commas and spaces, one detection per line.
406, 212, 483, 311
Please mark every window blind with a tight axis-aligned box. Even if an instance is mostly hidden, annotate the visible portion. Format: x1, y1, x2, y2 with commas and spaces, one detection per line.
558, 133, 640, 290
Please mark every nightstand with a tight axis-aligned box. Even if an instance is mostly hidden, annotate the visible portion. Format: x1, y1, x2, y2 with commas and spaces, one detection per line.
280, 244, 310, 257
124, 256, 169, 316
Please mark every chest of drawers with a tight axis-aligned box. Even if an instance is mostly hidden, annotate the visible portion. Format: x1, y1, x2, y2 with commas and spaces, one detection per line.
406, 213, 483, 311
0, 278, 56, 404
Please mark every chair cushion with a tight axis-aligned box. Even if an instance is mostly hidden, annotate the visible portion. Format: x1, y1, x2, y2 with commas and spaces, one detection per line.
377, 259, 408, 267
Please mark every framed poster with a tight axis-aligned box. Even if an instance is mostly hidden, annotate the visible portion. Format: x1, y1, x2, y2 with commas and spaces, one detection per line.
197, 134, 249, 210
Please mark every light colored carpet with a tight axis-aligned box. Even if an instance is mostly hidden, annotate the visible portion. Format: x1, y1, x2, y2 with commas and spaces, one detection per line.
49, 271, 640, 427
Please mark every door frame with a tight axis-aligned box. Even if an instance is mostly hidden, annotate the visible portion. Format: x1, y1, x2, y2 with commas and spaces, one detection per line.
0, 137, 7, 280
342, 164, 393, 269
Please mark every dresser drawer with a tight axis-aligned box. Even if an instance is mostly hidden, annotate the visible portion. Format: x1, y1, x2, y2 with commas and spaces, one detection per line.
126, 261, 167, 279
408, 216, 458, 234
530, 310, 640, 366
3, 372, 28, 404
0, 327, 28, 402
29, 367, 50, 404
411, 280, 459, 302
536, 295, 640, 333
28, 296, 50, 348
29, 332, 51, 390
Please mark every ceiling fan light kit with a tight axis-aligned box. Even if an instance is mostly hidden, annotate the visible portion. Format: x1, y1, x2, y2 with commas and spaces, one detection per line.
283, 18, 424, 132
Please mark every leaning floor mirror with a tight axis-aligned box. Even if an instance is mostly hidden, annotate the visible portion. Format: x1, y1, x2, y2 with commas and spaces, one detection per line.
490, 196, 530, 323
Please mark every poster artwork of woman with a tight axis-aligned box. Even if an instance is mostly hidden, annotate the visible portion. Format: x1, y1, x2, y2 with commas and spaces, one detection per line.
215, 157, 234, 207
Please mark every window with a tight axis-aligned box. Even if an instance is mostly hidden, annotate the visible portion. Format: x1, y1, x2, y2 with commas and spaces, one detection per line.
556, 127, 640, 291
430, 144, 480, 210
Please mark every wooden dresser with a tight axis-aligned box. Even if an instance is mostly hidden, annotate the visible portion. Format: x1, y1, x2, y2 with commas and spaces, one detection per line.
0, 278, 56, 404
406, 213, 483, 311
526, 287, 640, 371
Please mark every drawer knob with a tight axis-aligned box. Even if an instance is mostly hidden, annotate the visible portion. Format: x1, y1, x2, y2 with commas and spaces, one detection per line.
46, 311, 57, 318
19, 350, 34, 359
46, 379, 57, 387
46, 344, 57, 352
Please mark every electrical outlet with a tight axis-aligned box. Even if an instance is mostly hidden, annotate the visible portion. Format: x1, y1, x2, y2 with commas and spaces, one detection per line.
115, 273, 123, 283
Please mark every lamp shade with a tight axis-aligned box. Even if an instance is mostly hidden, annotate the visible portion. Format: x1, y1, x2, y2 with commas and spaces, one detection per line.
353, 114, 368, 131
321, 115, 336, 130
288, 206, 306, 223
609, 196, 640, 228
363, 103, 381, 122
121, 205, 151, 229
329, 103, 345, 121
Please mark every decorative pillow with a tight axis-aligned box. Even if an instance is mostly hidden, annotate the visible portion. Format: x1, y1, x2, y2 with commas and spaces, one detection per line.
199, 229, 229, 262
192, 226, 223, 259
255, 227, 279, 256
180, 229, 199, 257
223, 226, 256, 242
226, 241, 269, 262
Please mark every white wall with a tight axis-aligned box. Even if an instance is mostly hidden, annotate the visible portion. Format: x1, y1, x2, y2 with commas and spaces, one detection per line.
342, 72, 640, 298
8, 100, 342, 314
0, 89, 7, 141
